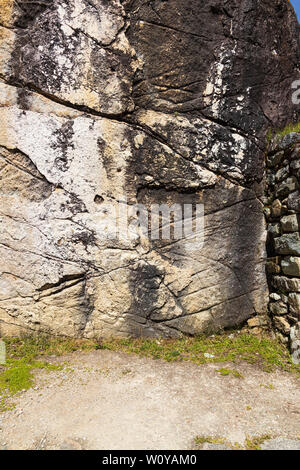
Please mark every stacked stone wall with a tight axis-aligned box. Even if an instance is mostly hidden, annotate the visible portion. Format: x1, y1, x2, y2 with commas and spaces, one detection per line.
264, 133, 300, 363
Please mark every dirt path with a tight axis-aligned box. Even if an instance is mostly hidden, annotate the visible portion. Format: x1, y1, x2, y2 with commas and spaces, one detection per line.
0, 350, 300, 450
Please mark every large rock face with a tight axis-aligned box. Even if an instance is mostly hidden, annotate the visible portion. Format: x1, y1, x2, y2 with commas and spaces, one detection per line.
0, 0, 299, 338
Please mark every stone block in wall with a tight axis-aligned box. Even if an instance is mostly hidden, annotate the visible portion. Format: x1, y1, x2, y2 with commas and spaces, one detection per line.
291, 160, 300, 172
270, 293, 281, 301
247, 316, 269, 328
268, 224, 281, 237
288, 293, 300, 318
281, 215, 299, 233
272, 276, 300, 292
271, 199, 282, 218
267, 151, 284, 169
266, 133, 300, 343
275, 233, 300, 256
276, 177, 299, 199
266, 261, 281, 275
290, 323, 300, 365
290, 146, 300, 161
269, 134, 300, 154
281, 257, 300, 277
274, 316, 291, 335
288, 191, 300, 212
269, 301, 288, 316
275, 166, 289, 182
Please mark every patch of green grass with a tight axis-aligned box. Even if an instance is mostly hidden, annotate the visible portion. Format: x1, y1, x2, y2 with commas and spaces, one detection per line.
1, 332, 299, 412
260, 383, 275, 390
98, 332, 300, 375
0, 335, 98, 411
275, 122, 300, 138
4, 335, 98, 361
194, 436, 226, 446
266, 122, 300, 145
216, 368, 243, 378
245, 434, 272, 451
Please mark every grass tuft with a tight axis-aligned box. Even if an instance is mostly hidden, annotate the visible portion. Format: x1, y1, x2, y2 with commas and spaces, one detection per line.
0, 335, 98, 411
245, 434, 272, 451
266, 122, 300, 144
216, 368, 243, 378
194, 436, 226, 446
275, 122, 300, 138
98, 332, 300, 375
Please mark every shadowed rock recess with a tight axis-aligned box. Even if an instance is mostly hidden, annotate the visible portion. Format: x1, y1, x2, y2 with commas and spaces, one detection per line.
0, 0, 299, 338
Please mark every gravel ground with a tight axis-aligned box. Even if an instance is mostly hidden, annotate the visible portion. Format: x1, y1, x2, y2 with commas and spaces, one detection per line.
0, 349, 299, 450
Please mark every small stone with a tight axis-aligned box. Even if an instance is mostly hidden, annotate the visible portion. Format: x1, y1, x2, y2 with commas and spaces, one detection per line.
268, 223, 281, 237
287, 191, 300, 212
248, 318, 260, 328
290, 145, 300, 161
275, 233, 300, 256
272, 276, 300, 292
267, 173, 276, 189
290, 322, 300, 364
281, 214, 299, 233
276, 177, 299, 198
267, 150, 284, 168
274, 316, 291, 335
275, 166, 289, 182
266, 261, 281, 274
261, 195, 272, 205
271, 199, 282, 218
275, 331, 289, 344
291, 159, 300, 171
276, 133, 300, 151
281, 256, 300, 277
270, 134, 298, 154
252, 327, 263, 336
269, 293, 281, 301
264, 207, 271, 219
288, 293, 300, 318
286, 176, 298, 191
269, 301, 288, 316
248, 316, 268, 328
204, 353, 215, 359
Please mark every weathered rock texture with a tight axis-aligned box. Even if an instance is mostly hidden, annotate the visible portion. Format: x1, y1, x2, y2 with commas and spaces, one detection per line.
0, 0, 299, 338
264, 133, 300, 363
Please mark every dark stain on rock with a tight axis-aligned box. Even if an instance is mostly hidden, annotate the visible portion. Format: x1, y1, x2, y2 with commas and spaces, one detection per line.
94, 195, 104, 204
71, 230, 97, 248
97, 136, 116, 184
137, 187, 202, 262
16, 87, 31, 111
52, 121, 75, 172
125, 0, 300, 140
128, 262, 163, 322
58, 190, 88, 215
14, 0, 55, 29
